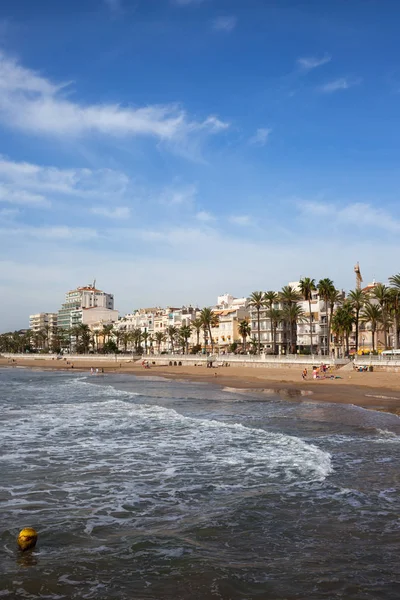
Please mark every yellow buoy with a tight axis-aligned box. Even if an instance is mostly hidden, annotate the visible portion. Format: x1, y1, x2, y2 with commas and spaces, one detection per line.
17, 528, 38, 551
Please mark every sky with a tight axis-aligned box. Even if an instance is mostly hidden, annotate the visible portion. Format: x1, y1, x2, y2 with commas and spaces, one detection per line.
1, 0, 400, 330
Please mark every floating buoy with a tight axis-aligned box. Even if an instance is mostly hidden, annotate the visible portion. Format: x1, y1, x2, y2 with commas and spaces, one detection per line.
17, 528, 38, 551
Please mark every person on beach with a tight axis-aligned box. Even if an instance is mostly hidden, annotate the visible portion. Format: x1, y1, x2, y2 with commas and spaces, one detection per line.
302, 368, 307, 380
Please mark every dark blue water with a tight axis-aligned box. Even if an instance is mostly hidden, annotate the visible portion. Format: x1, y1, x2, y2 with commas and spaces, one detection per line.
1, 368, 399, 599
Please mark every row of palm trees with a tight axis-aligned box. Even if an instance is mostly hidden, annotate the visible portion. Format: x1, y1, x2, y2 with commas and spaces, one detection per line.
248, 273, 400, 355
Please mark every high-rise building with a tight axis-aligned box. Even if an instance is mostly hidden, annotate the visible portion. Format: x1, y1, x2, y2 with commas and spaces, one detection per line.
29, 313, 58, 332
57, 283, 115, 330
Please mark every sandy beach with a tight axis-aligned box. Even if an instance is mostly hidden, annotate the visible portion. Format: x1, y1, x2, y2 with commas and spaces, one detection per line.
2, 355, 400, 416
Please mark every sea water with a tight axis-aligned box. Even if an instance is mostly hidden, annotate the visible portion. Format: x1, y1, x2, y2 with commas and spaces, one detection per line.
0, 368, 399, 599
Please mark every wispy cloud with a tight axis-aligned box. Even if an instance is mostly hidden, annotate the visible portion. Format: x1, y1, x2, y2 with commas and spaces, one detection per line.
297, 55, 331, 70
0, 51, 229, 147
104, 0, 121, 11
91, 206, 131, 219
159, 184, 197, 206
249, 127, 271, 146
212, 16, 237, 33
298, 201, 400, 233
173, 0, 204, 5
318, 77, 361, 93
0, 225, 99, 241
0, 183, 50, 207
196, 210, 215, 222
229, 215, 252, 226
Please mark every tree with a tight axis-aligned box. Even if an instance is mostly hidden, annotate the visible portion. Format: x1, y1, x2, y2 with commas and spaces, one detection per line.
199, 307, 219, 353
282, 304, 304, 354
348, 288, 366, 354
132, 328, 143, 353
299, 277, 316, 355
361, 302, 382, 353
331, 302, 354, 357
141, 331, 150, 355
155, 331, 166, 354
238, 318, 251, 352
101, 324, 114, 350
328, 288, 343, 356
371, 283, 391, 349
120, 330, 133, 353
248, 291, 266, 354
264, 291, 278, 354
317, 278, 335, 355
279, 285, 300, 307
179, 325, 192, 354
266, 308, 282, 354
191, 317, 203, 347
388, 273, 400, 349
167, 325, 178, 353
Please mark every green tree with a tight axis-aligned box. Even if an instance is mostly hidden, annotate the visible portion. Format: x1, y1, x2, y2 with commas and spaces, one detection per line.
179, 325, 192, 354
141, 331, 150, 355
348, 288, 366, 354
199, 307, 219, 353
264, 291, 278, 354
248, 291, 266, 354
167, 325, 178, 353
371, 283, 391, 349
388, 273, 400, 349
191, 317, 203, 347
238, 318, 251, 352
361, 302, 382, 353
282, 304, 304, 354
299, 277, 316, 355
332, 302, 354, 357
155, 331, 166, 354
317, 278, 335, 355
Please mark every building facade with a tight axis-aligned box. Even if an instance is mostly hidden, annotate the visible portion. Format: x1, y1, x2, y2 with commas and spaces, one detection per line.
57, 283, 115, 330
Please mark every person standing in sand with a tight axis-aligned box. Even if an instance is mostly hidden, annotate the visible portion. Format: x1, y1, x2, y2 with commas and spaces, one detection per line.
302, 368, 307, 380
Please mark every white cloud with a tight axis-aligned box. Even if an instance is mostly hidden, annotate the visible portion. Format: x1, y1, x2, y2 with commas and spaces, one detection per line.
159, 184, 197, 206
104, 0, 121, 11
319, 77, 361, 93
0, 51, 229, 144
298, 201, 400, 233
91, 206, 131, 219
212, 16, 237, 32
297, 55, 331, 70
0, 225, 98, 240
0, 183, 50, 207
196, 210, 215, 222
249, 127, 271, 146
229, 215, 252, 226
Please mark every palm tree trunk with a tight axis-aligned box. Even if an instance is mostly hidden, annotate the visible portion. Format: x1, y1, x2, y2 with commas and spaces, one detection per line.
196, 330, 200, 346
308, 299, 313, 355
355, 309, 359, 354
209, 325, 214, 353
270, 308, 273, 355
394, 314, 398, 350
372, 329, 375, 352
257, 308, 261, 354
243, 335, 246, 352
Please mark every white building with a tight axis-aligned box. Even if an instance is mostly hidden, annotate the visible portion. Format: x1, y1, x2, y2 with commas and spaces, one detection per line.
57, 283, 115, 330
29, 312, 58, 332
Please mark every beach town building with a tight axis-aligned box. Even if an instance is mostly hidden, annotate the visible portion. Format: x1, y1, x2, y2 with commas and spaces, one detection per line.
57, 283, 115, 330
29, 312, 58, 333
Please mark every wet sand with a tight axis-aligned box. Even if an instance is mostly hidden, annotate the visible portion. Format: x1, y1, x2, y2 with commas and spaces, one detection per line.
1, 356, 400, 415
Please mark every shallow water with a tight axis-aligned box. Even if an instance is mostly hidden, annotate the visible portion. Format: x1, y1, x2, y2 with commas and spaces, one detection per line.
1, 368, 399, 599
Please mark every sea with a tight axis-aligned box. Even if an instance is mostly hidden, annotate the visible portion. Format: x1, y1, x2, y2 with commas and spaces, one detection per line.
1, 368, 399, 600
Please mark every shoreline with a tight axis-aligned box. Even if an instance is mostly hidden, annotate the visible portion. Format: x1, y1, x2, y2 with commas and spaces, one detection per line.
2, 356, 400, 416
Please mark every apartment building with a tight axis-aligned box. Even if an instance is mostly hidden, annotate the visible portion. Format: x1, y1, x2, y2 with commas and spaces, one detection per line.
29, 312, 58, 332
57, 283, 115, 330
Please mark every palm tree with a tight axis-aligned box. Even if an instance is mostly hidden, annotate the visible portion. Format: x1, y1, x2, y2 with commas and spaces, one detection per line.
328, 288, 343, 357
282, 304, 304, 354
388, 273, 400, 349
238, 318, 251, 352
317, 278, 335, 355
361, 302, 382, 353
371, 283, 391, 349
267, 308, 282, 354
348, 288, 366, 354
248, 291, 266, 354
120, 330, 133, 353
299, 277, 316, 355
332, 302, 354, 357
279, 285, 300, 306
155, 331, 166, 354
142, 331, 150, 355
179, 325, 192, 354
101, 323, 114, 349
132, 328, 143, 353
167, 325, 178, 353
199, 307, 219, 353
264, 291, 277, 353
191, 317, 203, 347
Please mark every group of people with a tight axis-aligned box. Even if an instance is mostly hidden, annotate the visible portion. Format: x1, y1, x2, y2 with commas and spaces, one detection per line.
141, 360, 151, 369
302, 364, 329, 380
90, 367, 104, 375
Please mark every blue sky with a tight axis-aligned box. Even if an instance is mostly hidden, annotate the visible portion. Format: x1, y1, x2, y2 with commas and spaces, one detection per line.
1, 0, 400, 329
